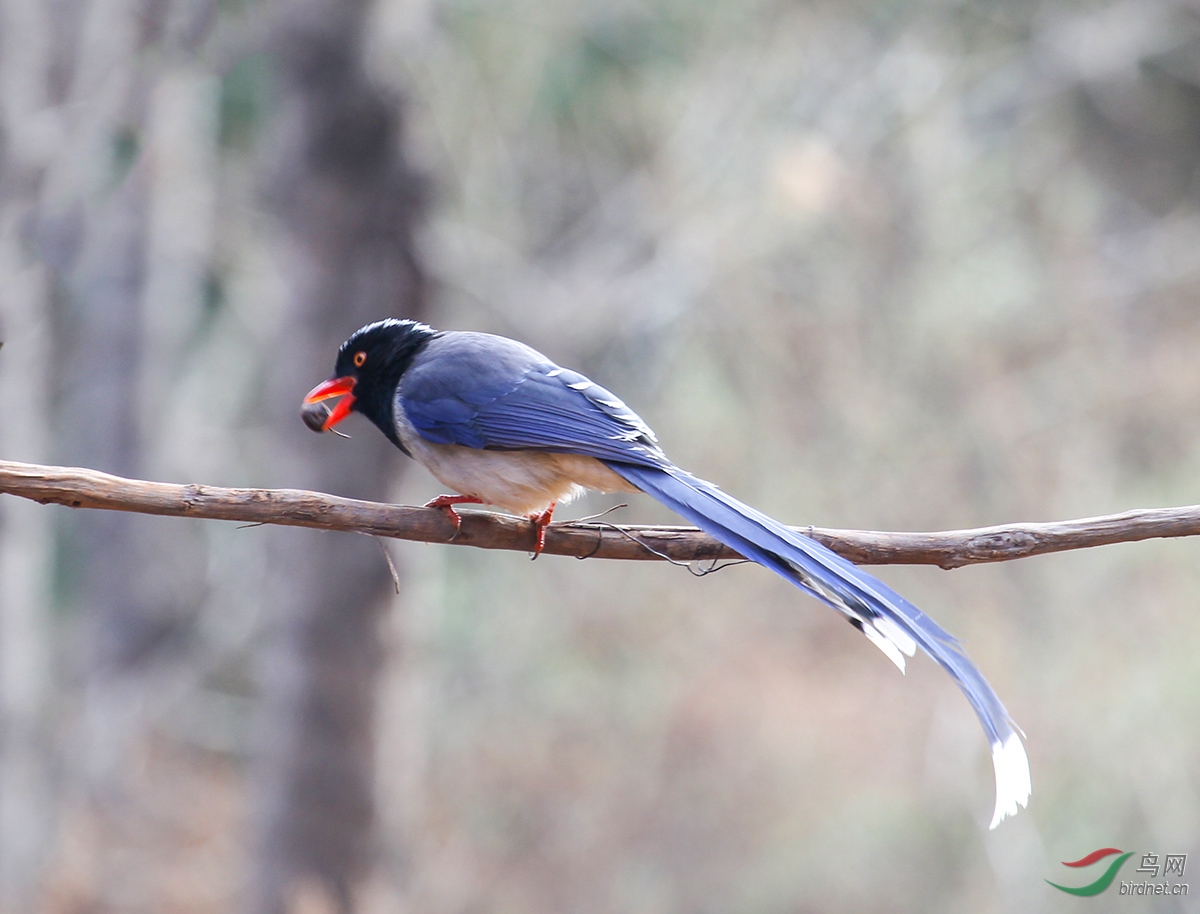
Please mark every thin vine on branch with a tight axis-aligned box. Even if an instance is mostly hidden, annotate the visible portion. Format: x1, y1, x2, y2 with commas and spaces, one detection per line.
1, 460, 1198, 569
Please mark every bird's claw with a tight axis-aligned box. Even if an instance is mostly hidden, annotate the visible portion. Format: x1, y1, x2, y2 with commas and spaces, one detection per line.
528, 502, 556, 558
424, 494, 483, 541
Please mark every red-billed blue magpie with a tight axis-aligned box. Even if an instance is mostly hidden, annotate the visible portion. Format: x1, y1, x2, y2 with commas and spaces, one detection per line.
304, 318, 1031, 827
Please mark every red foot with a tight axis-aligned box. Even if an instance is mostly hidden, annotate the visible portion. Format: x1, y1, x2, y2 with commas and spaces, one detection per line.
528, 502, 556, 557
425, 494, 483, 536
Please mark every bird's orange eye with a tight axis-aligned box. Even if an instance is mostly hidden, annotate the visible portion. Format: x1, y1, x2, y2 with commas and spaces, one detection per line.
353, 351, 367, 367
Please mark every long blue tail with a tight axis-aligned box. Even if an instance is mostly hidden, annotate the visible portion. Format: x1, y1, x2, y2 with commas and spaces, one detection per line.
607, 461, 1030, 828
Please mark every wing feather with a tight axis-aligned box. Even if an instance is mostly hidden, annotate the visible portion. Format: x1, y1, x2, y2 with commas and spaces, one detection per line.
398, 332, 663, 465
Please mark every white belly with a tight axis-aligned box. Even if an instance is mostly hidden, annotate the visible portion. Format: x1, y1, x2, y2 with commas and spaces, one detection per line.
412, 441, 637, 515
394, 412, 637, 515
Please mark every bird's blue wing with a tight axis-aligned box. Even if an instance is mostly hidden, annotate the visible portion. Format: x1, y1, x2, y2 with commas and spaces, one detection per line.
397, 331, 666, 467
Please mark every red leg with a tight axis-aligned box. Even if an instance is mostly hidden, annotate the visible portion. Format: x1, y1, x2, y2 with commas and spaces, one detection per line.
424, 494, 483, 535
528, 502, 556, 557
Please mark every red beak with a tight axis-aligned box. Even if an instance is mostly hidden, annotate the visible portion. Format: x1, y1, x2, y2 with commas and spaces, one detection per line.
303, 376, 356, 431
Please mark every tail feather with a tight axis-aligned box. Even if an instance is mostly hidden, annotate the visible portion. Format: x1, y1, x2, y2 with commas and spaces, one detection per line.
608, 461, 1030, 828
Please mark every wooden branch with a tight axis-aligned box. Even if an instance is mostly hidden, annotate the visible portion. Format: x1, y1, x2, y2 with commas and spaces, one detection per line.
1, 459, 1199, 569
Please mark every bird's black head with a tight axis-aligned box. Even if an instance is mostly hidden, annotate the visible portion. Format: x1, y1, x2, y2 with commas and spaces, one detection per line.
302, 318, 438, 448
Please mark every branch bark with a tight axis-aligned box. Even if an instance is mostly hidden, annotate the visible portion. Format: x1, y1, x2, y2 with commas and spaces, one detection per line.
3, 459, 1200, 569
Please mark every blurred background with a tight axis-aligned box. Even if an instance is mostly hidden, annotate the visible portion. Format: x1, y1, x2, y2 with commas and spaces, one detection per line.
2, 0, 1200, 911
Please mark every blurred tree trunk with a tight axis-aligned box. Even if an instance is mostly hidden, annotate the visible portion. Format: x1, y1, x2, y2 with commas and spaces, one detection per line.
0, 1, 57, 907
32, 0, 200, 866
250, 0, 426, 911
0, 0, 182, 909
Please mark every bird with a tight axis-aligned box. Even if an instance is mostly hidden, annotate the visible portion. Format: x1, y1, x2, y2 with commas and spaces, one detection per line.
303, 318, 1031, 828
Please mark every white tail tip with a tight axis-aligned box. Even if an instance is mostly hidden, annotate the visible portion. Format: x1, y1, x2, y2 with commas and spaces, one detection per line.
988, 732, 1032, 829
860, 622, 908, 673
